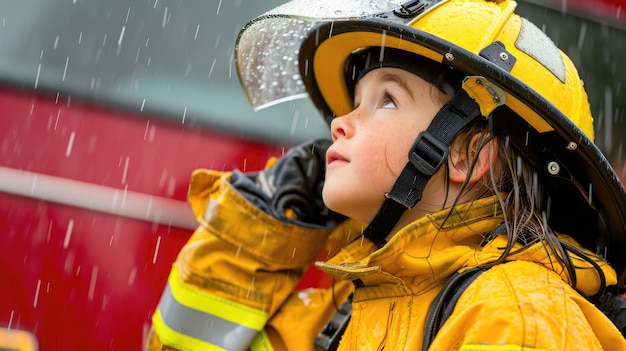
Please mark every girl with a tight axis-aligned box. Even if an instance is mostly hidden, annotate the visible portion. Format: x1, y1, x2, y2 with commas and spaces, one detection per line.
148, 0, 626, 350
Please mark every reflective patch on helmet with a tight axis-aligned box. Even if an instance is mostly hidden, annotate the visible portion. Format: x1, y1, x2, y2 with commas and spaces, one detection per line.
515, 18, 566, 83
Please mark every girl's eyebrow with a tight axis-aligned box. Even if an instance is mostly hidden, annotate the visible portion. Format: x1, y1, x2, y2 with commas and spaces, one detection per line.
353, 69, 414, 107
377, 71, 413, 99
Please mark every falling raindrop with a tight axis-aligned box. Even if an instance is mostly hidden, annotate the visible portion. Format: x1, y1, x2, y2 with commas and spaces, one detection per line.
121, 184, 129, 208
112, 189, 119, 210
54, 110, 60, 130
194, 25, 200, 40
167, 177, 176, 197
128, 267, 137, 285
121, 156, 130, 184
47, 221, 53, 243
246, 275, 256, 298
162, 7, 168, 28
152, 236, 161, 264
8, 310, 14, 329
65, 131, 75, 157
62, 57, 69, 81
102, 294, 110, 311
88, 266, 98, 301
214, 35, 221, 48
34, 64, 41, 89
146, 197, 153, 219
117, 25, 126, 46
63, 219, 74, 248
64, 251, 75, 275
29, 175, 37, 195
33, 280, 41, 308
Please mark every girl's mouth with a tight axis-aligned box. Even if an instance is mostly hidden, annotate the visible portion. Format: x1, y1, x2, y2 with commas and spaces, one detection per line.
326, 149, 348, 166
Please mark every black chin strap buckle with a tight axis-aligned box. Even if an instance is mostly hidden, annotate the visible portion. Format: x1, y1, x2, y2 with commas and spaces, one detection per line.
409, 131, 449, 176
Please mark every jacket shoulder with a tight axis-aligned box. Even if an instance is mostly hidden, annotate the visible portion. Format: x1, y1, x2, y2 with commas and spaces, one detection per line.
431, 261, 617, 350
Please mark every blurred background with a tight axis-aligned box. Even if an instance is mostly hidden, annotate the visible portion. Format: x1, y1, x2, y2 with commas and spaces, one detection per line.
0, 0, 623, 350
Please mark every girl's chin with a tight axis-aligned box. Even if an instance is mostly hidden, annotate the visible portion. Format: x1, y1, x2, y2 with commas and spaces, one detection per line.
322, 201, 368, 224
321, 197, 348, 217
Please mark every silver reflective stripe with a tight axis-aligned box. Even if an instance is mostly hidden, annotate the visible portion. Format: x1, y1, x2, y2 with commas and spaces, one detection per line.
158, 283, 258, 351
0, 166, 197, 230
516, 17, 566, 83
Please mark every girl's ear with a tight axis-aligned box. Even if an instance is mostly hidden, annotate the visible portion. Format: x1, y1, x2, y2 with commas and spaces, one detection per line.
448, 133, 498, 184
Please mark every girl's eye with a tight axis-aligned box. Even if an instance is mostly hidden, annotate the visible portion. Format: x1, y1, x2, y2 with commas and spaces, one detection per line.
381, 99, 396, 109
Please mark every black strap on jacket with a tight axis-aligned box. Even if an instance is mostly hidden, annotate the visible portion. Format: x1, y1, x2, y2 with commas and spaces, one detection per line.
363, 89, 482, 247
315, 267, 488, 351
422, 267, 487, 351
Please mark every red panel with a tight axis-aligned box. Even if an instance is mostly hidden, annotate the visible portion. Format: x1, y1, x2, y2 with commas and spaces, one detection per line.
0, 193, 188, 350
0, 86, 290, 350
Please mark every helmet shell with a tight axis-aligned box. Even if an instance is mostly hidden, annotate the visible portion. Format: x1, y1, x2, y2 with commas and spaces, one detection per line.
302, 0, 592, 136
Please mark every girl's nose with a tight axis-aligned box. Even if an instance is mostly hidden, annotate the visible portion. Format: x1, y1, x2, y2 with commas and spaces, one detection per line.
330, 110, 357, 141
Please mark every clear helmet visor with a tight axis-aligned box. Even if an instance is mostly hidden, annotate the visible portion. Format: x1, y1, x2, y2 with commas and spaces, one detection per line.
235, 0, 408, 111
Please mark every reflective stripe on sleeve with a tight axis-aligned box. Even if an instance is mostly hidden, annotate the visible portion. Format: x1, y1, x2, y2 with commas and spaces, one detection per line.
152, 266, 269, 351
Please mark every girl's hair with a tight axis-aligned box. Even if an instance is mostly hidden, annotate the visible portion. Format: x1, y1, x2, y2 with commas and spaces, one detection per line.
344, 47, 608, 298
448, 116, 608, 299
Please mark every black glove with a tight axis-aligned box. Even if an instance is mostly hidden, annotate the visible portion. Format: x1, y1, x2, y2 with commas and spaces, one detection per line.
231, 139, 345, 227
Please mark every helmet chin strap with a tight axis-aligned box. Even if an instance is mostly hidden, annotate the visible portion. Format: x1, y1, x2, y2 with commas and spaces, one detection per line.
363, 89, 483, 247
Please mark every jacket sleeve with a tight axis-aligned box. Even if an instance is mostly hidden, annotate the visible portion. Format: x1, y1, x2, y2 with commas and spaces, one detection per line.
429, 260, 626, 351
147, 169, 345, 351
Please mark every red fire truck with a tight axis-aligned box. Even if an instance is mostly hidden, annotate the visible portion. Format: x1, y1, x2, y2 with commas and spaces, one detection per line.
0, 0, 624, 350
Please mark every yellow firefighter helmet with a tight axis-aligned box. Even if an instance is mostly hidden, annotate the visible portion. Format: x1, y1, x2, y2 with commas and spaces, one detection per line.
235, 0, 626, 276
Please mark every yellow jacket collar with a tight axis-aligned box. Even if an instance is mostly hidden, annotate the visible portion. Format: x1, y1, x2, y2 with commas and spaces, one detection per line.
317, 196, 505, 298
316, 195, 616, 299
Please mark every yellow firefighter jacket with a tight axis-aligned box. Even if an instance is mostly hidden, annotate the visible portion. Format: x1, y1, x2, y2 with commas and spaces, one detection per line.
147, 169, 626, 351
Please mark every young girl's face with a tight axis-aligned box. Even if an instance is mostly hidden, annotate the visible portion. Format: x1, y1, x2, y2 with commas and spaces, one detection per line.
322, 67, 446, 223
